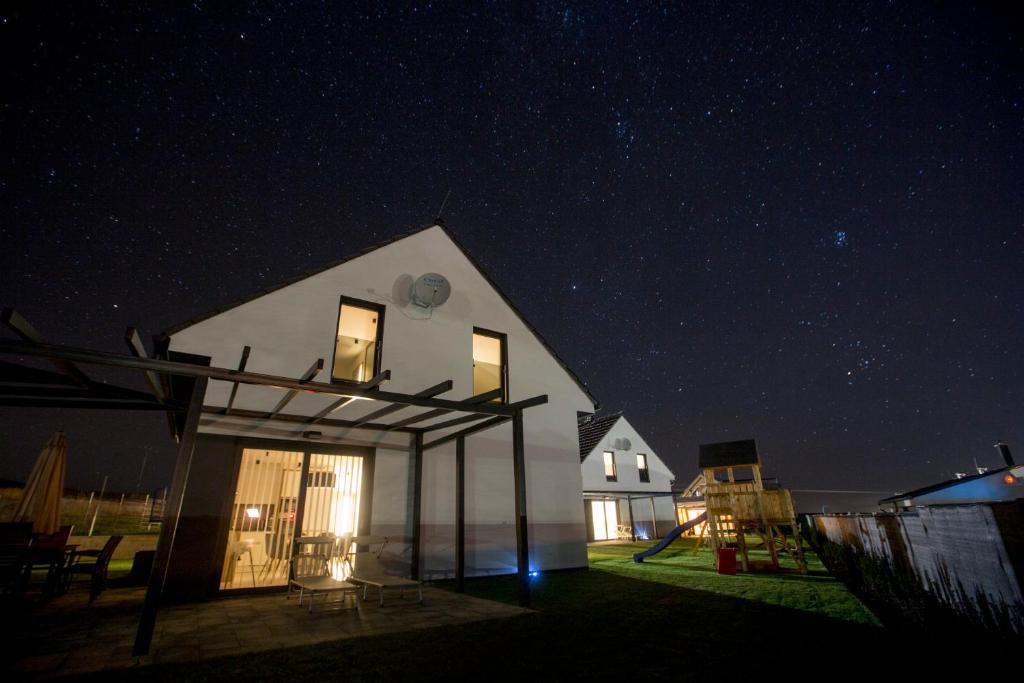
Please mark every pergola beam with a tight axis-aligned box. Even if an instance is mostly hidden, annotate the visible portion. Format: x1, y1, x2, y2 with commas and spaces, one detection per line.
0, 360, 81, 387
343, 379, 453, 427
2, 308, 90, 387
0, 338, 518, 417
124, 327, 166, 403
266, 358, 324, 418
201, 406, 423, 434
388, 387, 504, 430
421, 415, 510, 450
420, 412, 491, 433
420, 395, 548, 438
306, 370, 397, 425
0, 377, 186, 410
0, 396, 180, 410
224, 346, 251, 415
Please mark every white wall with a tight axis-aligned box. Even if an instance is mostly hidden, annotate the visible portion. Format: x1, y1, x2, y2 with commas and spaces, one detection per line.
169, 225, 594, 574
581, 416, 675, 493
581, 416, 677, 533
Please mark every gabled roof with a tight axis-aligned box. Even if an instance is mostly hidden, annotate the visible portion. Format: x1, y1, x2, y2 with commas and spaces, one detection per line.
577, 411, 622, 461
162, 222, 599, 407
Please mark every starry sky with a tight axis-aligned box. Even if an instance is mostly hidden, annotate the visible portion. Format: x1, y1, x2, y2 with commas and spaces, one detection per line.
1, 2, 1022, 507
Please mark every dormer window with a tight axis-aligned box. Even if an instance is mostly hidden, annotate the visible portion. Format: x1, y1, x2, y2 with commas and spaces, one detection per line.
332, 297, 385, 383
472, 328, 507, 402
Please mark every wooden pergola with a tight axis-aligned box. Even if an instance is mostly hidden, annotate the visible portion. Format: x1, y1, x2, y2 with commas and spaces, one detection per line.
0, 308, 546, 655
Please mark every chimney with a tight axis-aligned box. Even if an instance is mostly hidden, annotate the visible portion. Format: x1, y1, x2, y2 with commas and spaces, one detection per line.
995, 441, 1015, 468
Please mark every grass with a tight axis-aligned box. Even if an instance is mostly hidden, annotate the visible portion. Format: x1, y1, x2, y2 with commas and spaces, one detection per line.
587, 536, 876, 624
80, 538, 979, 681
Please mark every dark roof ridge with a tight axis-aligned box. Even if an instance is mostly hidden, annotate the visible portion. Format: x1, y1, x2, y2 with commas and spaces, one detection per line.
577, 410, 623, 461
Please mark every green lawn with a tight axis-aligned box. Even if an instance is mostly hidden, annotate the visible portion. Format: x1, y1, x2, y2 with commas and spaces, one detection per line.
587, 536, 876, 624
82, 538, 972, 681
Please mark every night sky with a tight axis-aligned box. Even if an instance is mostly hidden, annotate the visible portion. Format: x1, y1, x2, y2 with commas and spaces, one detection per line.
2, 2, 1022, 505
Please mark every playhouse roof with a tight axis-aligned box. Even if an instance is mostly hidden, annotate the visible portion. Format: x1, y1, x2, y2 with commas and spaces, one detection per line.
163, 222, 598, 408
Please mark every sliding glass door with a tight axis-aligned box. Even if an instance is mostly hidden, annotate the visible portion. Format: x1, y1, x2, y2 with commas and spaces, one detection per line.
220, 447, 365, 590
590, 499, 619, 541
298, 453, 363, 580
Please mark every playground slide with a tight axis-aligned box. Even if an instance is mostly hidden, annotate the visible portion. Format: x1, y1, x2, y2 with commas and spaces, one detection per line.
631, 512, 708, 563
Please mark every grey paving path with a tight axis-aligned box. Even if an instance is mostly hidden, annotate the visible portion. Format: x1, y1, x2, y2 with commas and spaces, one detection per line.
8, 585, 528, 678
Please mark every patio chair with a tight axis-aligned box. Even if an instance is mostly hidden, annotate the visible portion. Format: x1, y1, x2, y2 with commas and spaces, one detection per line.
28, 525, 73, 597
348, 536, 422, 607
287, 552, 360, 613
63, 535, 122, 603
0, 523, 34, 601
0, 543, 31, 601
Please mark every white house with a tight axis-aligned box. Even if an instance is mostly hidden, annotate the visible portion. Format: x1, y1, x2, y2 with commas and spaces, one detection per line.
578, 412, 676, 542
157, 223, 599, 600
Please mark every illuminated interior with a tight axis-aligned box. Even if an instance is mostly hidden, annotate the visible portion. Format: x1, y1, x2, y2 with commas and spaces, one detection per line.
220, 448, 364, 590
472, 331, 504, 399
603, 451, 617, 481
333, 303, 380, 381
590, 499, 619, 541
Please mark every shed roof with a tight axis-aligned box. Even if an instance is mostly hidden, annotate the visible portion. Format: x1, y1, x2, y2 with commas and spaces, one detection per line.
878, 466, 1010, 505
163, 222, 598, 408
577, 411, 622, 461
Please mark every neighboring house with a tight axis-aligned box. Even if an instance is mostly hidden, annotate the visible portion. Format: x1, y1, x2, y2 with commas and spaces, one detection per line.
578, 412, 676, 541
158, 223, 598, 600
879, 443, 1023, 510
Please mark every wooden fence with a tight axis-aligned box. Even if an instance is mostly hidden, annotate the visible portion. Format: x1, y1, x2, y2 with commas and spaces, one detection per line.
814, 502, 1024, 634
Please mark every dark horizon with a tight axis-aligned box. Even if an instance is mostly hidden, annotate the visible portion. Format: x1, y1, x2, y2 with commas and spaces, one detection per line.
2, 3, 1022, 500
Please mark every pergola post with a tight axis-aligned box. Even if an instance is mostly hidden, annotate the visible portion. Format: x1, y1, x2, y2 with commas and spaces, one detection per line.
627, 496, 636, 541
511, 410, 530, 607
132, 363, 209, 657
455, 435, 465, 593
410, 432, 424, 580
650, 496, 659, 538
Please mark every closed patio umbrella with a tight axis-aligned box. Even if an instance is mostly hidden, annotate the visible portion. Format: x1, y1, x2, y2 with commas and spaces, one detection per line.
12, 431, 67, 535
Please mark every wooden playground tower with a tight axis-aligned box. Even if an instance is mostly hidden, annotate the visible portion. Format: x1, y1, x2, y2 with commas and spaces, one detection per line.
699, 440, 806, 573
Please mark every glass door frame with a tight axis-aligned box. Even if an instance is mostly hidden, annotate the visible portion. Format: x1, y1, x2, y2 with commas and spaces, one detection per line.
216, 436, 376, 594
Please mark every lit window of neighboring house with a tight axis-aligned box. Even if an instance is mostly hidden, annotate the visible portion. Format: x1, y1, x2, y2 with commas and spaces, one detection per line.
637, 453, 650, 483
604, 451, 617, 482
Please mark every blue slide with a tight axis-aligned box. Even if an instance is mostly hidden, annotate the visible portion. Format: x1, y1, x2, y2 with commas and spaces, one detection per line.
632, 512, 708, 563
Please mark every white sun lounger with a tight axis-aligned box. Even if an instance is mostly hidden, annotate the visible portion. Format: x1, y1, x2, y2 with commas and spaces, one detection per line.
348, 536, 423, 607
287, 553, 360, 613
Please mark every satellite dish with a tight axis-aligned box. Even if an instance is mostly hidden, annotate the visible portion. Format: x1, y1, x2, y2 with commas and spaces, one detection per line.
613, 437, 632, 451
410, 273, 451, 309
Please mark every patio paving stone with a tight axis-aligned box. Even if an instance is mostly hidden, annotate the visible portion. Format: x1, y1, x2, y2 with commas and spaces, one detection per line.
7, 584, 528, 679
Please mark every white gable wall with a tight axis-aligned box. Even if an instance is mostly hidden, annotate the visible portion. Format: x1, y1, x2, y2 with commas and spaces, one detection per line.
168, 226, 593, 575
581, 416, 677, 538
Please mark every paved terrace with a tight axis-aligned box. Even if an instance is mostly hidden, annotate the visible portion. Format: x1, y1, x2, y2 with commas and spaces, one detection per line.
7, 585, 529, 679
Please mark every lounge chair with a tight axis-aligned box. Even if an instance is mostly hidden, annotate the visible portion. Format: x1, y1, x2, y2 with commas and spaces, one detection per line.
63, 535, 122, 603
348, 536, 422, 607
287, 552, 360, 613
